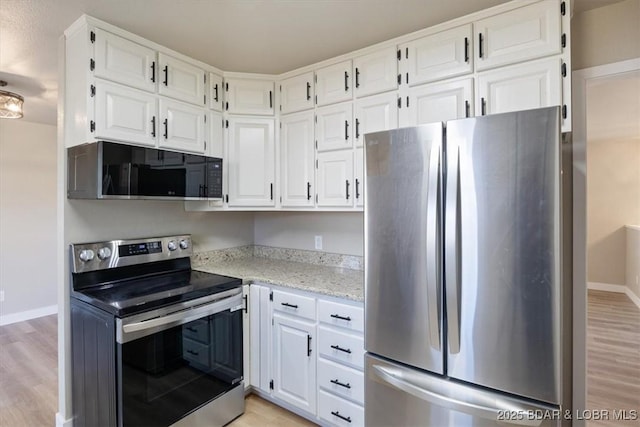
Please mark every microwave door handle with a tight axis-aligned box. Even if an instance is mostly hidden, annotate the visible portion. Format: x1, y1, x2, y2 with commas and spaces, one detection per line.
372, 365, 542, 426
426, 141, 441, 351
445, 145, 461, 354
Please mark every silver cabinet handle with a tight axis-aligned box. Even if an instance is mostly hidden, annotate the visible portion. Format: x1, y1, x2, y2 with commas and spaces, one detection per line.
445, 145, 461, 354
426, 141, 441, 351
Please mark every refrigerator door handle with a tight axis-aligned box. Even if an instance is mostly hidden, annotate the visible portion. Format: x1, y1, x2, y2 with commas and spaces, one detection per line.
372, 365, 543, 427
445, 145, 461, 354
426, 142, 441, 351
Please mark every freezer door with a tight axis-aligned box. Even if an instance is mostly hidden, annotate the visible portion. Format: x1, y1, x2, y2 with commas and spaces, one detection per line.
364, 124, 443, 374
445, 107, 562, 404
365, 353, 562, 427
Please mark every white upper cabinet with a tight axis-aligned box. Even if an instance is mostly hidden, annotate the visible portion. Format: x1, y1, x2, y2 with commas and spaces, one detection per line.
158, 53, 206, 106
317, 150, 354, 207
316, 102, 353, 152
316, 61, 353, 106
92, 28, 156, 93
159, 98, 205, 153
477, 57, 561, 117
94, 80, 157, 147
353, 47, 398, 97
354, 147, 364, 208
279, 72, 314, 114
401, 24, 473, 87
227, 117, 275, 206
208, 111, 223, 158
475, 1, 562, 71
401, 77, 473, 127
354, 92, 398, 148
225, 79, 274, 116
280, 112, 315, 208
209, 72, 224, 112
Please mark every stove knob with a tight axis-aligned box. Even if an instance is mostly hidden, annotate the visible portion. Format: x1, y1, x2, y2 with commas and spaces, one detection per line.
97, 247, 112, 260
179, 239, 189, 250
167, 241, 177, 251
79, 249, 95, 262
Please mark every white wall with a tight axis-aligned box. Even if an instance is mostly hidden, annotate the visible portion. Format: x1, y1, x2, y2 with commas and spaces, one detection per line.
0, 120, 58, 322
254, 212, 364, 256
627, 226, 640, 298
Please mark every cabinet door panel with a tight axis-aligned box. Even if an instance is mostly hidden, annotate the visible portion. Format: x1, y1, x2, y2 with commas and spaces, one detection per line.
159, 98, 205, 153
475, 1, 561, 71
158, 53, 205, 106
227, 118, 275, 206
280, 112, 315, 207
316, 102, 353, 152
353, 47, 398, 97
280, 72, 314, 114
93, 28, 156, 92
317, 150, 354, 207
226, 79, 274, 115
316, 61, 353, 106
477, 58, 561, 116
272, 314, 316, 414
94, 80, 157, 147
208, 112, 223, 158
209, 73, 224, 112
402, 78, 473, 127
402, 24, 472, 86
354, 92, 398, 147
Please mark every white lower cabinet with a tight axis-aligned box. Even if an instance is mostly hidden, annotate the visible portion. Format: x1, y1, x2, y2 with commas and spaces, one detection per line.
318, 390, 365, 427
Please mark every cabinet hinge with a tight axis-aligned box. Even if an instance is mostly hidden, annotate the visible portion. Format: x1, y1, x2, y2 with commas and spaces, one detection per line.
90, 120, 95, 133
279, 105, 282, 111
316, 159, 318, 169
90, 31, 95, 43
89, 58, 95, 71
204, 141, 207, 150
204, 115, 207, 123
90, 85, 95, 97
269, 380, 274, 390
279, 85, 282, 92
315, 140, 318, 149
561, 1, 566, 16
269, 291, 273, 301
279, 196, 282, 203
561, 33, 566, 48
314, 115, 317, 123
315, 194, 318, 203
397, 49, 401, 61
314, 74, 317, 83
397, 74, 401, 85
562, 105, 567, 119
561, 62, 567, 78
279, 122, 282, 129
397, 97, 401, 109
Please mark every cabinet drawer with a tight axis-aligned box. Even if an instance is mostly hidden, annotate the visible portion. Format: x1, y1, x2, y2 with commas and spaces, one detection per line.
318, 390, 364, 427
182, 338, 209, 367
318, 358, 364, 405
318, 326, 364, 370
272, 290, 316, 321
318, 300, 364, 333
183, 319, 209, 343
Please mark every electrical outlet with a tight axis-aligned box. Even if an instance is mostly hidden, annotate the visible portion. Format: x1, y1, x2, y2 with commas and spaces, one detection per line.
314, 235, 323, 250
0, 290, 4, 303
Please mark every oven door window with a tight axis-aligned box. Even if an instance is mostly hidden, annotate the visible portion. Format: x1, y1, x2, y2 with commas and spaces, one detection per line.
119, 309, 242, 427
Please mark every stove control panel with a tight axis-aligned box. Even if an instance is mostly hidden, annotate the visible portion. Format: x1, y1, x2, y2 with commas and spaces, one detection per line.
71, 235, 193, 273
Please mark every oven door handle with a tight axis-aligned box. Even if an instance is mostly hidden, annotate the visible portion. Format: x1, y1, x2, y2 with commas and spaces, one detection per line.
117, 293, 242, 344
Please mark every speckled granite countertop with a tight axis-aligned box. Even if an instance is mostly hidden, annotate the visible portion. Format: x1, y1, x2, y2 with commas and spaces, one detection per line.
193, 255, 364, 302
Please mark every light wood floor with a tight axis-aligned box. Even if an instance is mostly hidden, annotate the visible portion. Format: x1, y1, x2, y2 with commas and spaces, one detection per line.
0, 292, 638, 426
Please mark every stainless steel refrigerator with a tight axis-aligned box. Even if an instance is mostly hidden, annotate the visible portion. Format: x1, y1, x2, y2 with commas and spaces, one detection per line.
364, 107, 572, 427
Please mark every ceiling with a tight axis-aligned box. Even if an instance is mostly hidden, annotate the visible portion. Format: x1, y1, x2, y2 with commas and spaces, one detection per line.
0, 0, 625, 125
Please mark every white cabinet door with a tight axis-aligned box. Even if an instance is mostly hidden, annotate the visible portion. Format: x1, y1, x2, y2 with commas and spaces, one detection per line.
353, 47, 398, 98
158, 53, 206, 106
316, 102, 353, 152
475, 1, 561, 71
208, 111, 224, 158
401, 77, 473, 127
159, 98, 205, 153
280, 111, 315, 207
93, 28, 156, 92
209, 72, 224, 112
280, 72, 314, 114
225, 79, 274, 115
227, 118, 275, 206
316, 61, 353, 106
354, 147, 364, 208
250, 284, 272, 391
401, 24, 472, 87
354, 92, 398, 148
477, 58, 561, 117
272, 313, 316, 415
317, 150, 354, 207
242, 284, 250, 391
94, 80, 157, 147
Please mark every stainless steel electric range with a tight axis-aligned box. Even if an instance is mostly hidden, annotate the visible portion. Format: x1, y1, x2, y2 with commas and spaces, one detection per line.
69, 235, 245, 427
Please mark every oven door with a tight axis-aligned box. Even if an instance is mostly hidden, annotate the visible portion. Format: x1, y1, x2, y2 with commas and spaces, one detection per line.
116, 291, 243, 427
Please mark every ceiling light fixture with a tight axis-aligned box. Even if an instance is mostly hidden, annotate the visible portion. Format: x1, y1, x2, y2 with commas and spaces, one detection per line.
0, 80, 24, 119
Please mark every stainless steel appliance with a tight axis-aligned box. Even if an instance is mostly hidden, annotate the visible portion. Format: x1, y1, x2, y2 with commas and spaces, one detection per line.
70, 235, 244, 427
364, 107, 573, 426
67, 141, 223, 200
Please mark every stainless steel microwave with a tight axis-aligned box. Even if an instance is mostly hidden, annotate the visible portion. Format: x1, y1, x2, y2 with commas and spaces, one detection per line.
67, 141, 223, 200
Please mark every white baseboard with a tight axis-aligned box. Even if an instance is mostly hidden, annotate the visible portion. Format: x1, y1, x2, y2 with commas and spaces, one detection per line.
588, 282, 640, 310
0, 304, 58, 326
55, 412, 73, 427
